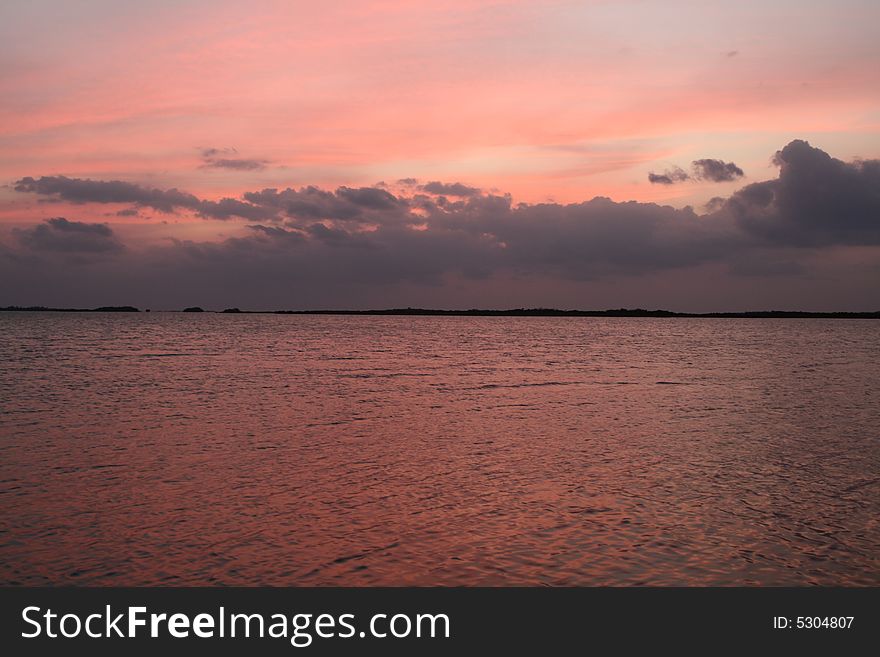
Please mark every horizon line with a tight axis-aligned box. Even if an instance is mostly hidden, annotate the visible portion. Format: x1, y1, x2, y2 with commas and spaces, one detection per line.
2, 306, 879, 319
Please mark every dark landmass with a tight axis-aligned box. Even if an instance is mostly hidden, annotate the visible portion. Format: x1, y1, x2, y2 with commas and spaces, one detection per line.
0, 305, 140, 312
2, 306, 878, 318
275, 308, 880, 318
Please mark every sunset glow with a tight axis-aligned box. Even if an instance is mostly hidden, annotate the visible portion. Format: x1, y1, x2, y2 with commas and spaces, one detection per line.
1, 0, 879, 310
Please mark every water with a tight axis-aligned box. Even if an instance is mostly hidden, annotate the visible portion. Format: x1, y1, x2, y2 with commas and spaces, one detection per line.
1, 313, 878, 586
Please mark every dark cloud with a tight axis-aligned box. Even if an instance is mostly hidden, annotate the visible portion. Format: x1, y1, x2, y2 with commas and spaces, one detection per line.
704, 196, 727, 213
305, 223, 371, 247
14, 175, 278, 222
244, 186, 411, 224
246, 224, 307, 243
198, 198, 278, 221
722, 139, 880, 246
202, 158, 268, 171
429, 194, 739, 278
648, 167, 690, 185
649, 159, 744, 185
336, 186, 402, 210
5, 141, 879, 309
244, 186, 346, 219
13, 176, 434, 224
726, 250, 805, 277
200, 148, 268, 171
14, 218, 124, 254
15, 176, 202, 213
421, 181, 481, 197
692, 159, 744, 182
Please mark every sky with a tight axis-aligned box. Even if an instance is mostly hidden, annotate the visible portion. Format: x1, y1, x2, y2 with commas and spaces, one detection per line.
1, 0, 879, 310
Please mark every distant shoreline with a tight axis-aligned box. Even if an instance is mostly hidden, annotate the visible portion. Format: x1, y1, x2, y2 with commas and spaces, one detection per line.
2, 306, 879, 319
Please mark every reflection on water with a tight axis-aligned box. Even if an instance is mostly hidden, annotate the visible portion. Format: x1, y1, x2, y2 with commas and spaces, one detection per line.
0, 313, 878, 585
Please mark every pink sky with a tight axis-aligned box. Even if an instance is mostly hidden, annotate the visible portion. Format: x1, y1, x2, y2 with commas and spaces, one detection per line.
2, 0, 878, 209
1, 0, 879, 310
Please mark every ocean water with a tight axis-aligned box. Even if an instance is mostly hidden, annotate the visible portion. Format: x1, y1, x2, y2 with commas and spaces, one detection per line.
0, 313, 878, 586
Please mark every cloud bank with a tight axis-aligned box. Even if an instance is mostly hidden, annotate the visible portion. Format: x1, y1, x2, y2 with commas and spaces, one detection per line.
4, 141, 879, 309
13, 218, 124, 254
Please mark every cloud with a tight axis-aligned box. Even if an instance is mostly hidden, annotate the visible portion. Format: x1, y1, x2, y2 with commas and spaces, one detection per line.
649, 159, 744, 184
198, 198, 278, 221
200, 147, 268, 171
246, 224, 307, 244
648, 167, 690, 185
692, 159, 744, 182
703, 196, 726, 213
15, 176, 201, 213
10, 178, 414, 224
336, 186, 402, 210
14, 175, 276, 222
13, 218, 124, 254
243, 186, 410, 224
722, 139, 880, 246
202, 158, 268, 171
5, 141, 879, 309
420, 181, 481, 197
